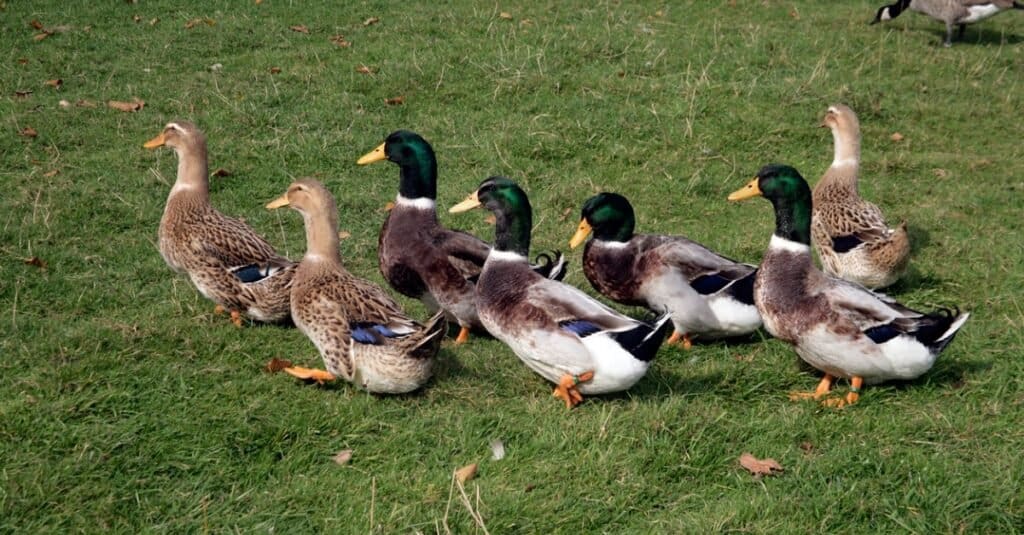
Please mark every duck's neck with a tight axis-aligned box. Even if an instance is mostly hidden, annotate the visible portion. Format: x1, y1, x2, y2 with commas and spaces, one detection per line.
397, 148, 438, 201
830, 125, 860, 171
493, 206, 532, 258
770, 190, 813, 246
301, 210, 343, 268
170, 145, 210, 201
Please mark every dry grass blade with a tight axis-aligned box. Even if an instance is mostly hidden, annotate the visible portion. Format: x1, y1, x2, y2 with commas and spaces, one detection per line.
108, 98, 144, 112
289, 24, 309, 33
363, 16, 379, 26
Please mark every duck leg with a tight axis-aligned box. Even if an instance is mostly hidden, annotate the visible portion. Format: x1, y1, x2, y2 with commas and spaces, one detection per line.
213, 304, 244, 327
823, 376, 863, 408
283, 366, 337, 385
788, 374, 834, 401
454, 326, 471, 345
552, 371, 595, 408
666, 331, 693, 350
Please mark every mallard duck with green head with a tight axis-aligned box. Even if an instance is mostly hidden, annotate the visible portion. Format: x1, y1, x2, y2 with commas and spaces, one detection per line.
450, 177, 671, 408
728, 164, 969, 406
357, 130, 565, 345
144, 121, 296, 327
569, 192, 761, 349
266, 179, 444, 394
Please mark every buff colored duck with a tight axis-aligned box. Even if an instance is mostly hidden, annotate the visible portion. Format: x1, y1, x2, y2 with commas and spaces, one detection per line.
145, 121, 295, 326
267, 179, 444, 393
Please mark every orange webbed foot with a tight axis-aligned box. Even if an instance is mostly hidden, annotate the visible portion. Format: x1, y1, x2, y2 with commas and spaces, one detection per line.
552, 371, 595, 409
229, 310, 243, 328
453, 326, 470, 345
789, 374, 835, 402
665, 331, 693, 349
283, 366, 337, 385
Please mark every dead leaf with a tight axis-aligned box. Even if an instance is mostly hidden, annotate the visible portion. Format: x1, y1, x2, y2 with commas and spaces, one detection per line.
14, 89, 32, 98
329, 34, 350, 47
499, 12, 513, 20
384, 95, 404, 106
23, 256, 46, 269
17, 58, 29, 65
338, 230, 351, 239
59, 100, 70, 108
75, 99, 96, 108
30, 20, 44, 30
149, 18, 159, 26
43, 169, 59, 178
44, 78, 62, 88
255, 0, 263, 4
132, 14, 142, 23
933, 168, 949, 178
185, 18, 215, 29
380, 201, 395, 213
34, 32, 51, 41
107, 98, 144, 112
264, 357, 292, 373
332, 449, 353, 465
269, 66, 281, 74
18, 127, 38, 138
789, 7, 800, 19
290, 24, 309, 33
490, 439, 505, 461
484, 214, 497, 225
890, 132, 904, 142
558, 207, 572, 221
739, 452, 783, 477
210, 168, 231, 178
363, 16, 379, 26
455, 463, 478, 483
799, 441, 814, 454
355, 65, 374, 74
524, 484, 535, 492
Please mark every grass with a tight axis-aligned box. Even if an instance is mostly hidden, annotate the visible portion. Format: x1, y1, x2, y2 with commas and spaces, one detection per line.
2, 0, 1023, 531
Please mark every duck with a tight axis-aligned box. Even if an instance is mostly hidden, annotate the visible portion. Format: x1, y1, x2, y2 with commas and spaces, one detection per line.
356, 130, 566, 345
449, 177, 671, 408
728, 164, 969, 407
144, 121, 295, 327
813, 104, 910, 289
871, 0, 1023, 47
569, 192, 761, 349
266, 179, 445, 394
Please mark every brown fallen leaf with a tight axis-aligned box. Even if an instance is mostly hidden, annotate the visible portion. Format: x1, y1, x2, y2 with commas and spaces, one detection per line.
18, 58, 29, 65
384, 95, 404, 106
185, 17, 215, 29
108, 98, 145, 112
290, 24, 309, 34
524, 484, 536, 492
34, 32, 51, 41
739, 452, 783, 477
264, 357, 293, 373
933, 168, 949, 178
558, 207, 572, 221
484, 214, 497, 225
14, 89, 32, 98
76, 99, 96, 108
363, 16, 380, 26
23, 256, 47, 269
149, 18, 159, 26
132, 14, 142, 23
332, 449, 353, 465
355, 65, 374, 75
30, 19, 44, 30
338, 230, 352, 239
329, 34, 350, 47
19, 127, 38, 138
269, 66, 282, 74
59, 100, 71, 108
455, 463, 478, 484
255, 0, 263, 4
44, 78, 62, 88
799, 441, 815, 454
43, 169, 59, 178
890, 132, 904, 142
499, 12, 513, 20
210, 168, 231, 178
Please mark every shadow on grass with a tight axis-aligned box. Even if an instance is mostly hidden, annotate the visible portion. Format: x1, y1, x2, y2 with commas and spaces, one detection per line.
924, 27, 1024, 46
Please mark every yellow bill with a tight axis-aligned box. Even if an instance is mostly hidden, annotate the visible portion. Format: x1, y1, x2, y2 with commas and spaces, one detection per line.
356, 142, 387, 165
266, 193, 291, 209
727, 178, 762, 201
569, 219, 592, 249
143, 132, 166, 149
449, 191, 481, 213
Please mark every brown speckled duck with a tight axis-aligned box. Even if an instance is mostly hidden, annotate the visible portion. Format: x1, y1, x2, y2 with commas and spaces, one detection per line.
813, 104, 910, 289
266, 179, 444, 394
729, 164, 969, 407
357, 130, 565, 345
450, 177, 670, 409
144, 121, 295, 326
569, 192, 761, 349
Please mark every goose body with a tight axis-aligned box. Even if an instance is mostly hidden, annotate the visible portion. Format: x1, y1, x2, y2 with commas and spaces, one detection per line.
145, 121, 295, 326
357, 131, 565, 344
813, 104, 910, 289
267, 180, 443, 394
872, 0, 1024, 46
570, 193, 761, 348
450, 178, 670, 408
729, 165, 969, 406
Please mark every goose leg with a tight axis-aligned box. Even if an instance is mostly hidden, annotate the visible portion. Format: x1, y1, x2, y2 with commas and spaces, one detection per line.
283, 366, 337, 385
789, 374, 834, 401
944, 22, 954, 47
552, 371, 595, 408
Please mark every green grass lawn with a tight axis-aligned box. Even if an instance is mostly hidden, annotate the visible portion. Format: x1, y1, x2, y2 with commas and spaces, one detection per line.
3, 0, 1023, 532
